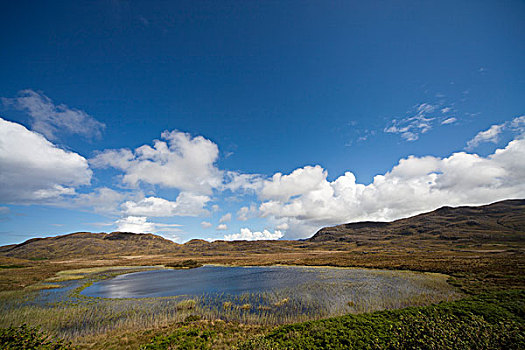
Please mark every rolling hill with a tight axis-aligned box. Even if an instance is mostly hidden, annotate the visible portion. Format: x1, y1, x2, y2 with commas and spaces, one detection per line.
309, 199, 525, 245
1, 199, 524, 261
0, 231, 179, 260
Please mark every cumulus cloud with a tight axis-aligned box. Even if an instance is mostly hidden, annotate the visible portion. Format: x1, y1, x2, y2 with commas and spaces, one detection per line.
219, 213, 231, 223
201, 221, 212, 229
115, 216, 182, 237
466, 116, 525, 150
260, 166, 327, 202
216, 223, 228, 230
116, 216, 156, 233
91, 130, 222, 194
223, 228, 283, 241
0, 118, 92, 203
2, 90, 105, 140
258, 134, 525, 239
122, 192, 210, 217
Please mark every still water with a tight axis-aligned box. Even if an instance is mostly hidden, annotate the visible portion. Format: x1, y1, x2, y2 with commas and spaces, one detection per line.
81, 265, 456, 307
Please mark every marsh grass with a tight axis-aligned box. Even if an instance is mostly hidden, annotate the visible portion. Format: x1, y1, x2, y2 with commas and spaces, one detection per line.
0, 266, 460, 344
45, 266, 163, 283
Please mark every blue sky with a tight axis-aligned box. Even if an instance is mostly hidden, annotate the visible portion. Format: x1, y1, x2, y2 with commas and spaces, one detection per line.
1, 0, 524, 245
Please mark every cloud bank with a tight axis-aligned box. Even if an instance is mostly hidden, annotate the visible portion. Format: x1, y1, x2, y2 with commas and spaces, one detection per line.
115, 216, 181, 236
0, 117, 92, 203
258, 135, 525, 238
224, 228, 283, 241
2, 113, 524, 242
122, 192, 210, 217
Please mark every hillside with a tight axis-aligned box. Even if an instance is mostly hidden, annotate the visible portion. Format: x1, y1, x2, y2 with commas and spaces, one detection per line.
0, 231, 179, 260
309, 199, 525, 245
0, 199, 523, 264
0, 199, 524, 293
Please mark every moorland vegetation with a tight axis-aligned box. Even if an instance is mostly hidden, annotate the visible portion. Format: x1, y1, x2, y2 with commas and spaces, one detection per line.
0, 199, 523, 349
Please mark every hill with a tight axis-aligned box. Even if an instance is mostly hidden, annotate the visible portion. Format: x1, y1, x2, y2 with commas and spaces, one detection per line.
309, 199, 525, 246
0, 199, 524, 293
0, 231, 179, 260
1, 199, 524, 261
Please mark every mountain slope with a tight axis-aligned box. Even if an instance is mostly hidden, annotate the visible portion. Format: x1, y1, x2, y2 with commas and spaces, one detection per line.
309, 199, 525, 244
0, 232, 179, 260
1, 199, 524, 261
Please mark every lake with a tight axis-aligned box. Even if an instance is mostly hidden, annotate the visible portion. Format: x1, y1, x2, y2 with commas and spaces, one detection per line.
81, 265, 458, 316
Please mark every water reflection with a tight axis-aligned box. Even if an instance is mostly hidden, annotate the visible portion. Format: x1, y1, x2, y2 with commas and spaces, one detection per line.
81, 265, 444, 301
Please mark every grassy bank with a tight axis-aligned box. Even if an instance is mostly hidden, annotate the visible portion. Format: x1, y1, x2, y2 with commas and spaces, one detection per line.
3, 290, 522, 349
237, 290, 525, 349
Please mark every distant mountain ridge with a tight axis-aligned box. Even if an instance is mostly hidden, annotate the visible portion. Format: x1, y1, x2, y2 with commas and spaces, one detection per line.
309, 199, 525, 244
1, 199, 524, 260
0, 231, 179, 260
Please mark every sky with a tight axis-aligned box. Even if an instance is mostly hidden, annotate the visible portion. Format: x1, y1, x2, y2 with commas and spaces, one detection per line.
0, 0, 524, 245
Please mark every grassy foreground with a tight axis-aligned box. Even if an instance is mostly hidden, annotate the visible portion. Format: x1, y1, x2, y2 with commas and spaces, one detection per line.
0, 266, 459, 346
239, 290, 524, 350
1, 290, 523, 349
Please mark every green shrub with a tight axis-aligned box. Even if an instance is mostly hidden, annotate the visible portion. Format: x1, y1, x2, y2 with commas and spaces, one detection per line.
140, 327, 215, 350
0, 324, 71, 349
239, 290, 525, 349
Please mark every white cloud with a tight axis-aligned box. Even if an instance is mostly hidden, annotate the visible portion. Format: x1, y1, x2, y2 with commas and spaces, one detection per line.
237, 204, 257, 221
90, 131, 266, 203
222, 171, 264, 192
385, 103, 460, 141
91, 130, 222, 194
159, 232, 182, 243
122, 192, 210, 217
216, 223, 228, 231
276, 222, 289, 230
0, 118, 92, 203
2, 90, 105, 140
441, 117, 457, 125
510, 115, 525, 132
219, 213, 231, 223
466, 116, 525, 150
258, 133, 525, 239
201, 221, 212, 229
115, 216, 155, 233
223, 228, 283, 241
115, 216, 182, 237
260, 166, 327, 202
467, 124, 505, 149
71, 187, 126, 214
